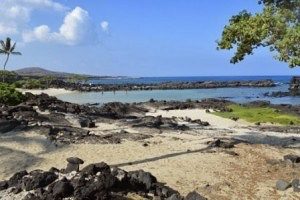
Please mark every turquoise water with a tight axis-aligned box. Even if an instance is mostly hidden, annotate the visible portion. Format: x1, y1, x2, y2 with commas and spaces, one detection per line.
56, 81, 300, 105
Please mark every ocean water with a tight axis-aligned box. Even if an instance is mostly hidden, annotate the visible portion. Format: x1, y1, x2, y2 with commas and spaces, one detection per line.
56, 76, 300, 105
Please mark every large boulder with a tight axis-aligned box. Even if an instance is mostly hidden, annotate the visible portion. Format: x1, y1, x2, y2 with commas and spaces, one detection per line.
7, 170, 28, 187
127, 170, 157, 192
21, 171, 58, 191
79, 117, 95, 128
52, 178, 74, 199
80, 162, 111, 176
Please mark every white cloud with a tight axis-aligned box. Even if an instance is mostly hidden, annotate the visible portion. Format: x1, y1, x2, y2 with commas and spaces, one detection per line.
22, 7, 97, 45
0, 0, 67, 35
100, 21, 109, 32
0, 0, 102, 46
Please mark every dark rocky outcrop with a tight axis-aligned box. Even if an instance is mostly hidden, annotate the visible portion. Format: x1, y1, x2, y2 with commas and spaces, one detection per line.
49, 79, 276, 92
289, 76, 300, 96
78, 117, 95, 128
0, 119, 21, 133
131, 116, 190, 130
0, 158, 207, 200
21, 171, 58, 191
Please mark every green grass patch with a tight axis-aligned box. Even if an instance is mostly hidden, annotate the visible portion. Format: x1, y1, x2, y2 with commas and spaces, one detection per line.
213, 104, 300, 125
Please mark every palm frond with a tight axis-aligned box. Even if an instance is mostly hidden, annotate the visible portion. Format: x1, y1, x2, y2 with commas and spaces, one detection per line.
10, 42, 16, 52
0, 49, 6, 54
0, 40, 5, 50
5, 37, 11, 51
11, 52, 22, 55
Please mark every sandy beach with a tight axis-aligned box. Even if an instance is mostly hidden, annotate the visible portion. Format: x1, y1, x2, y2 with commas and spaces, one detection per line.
1, 104, 300, 199
17, 88, 74, 96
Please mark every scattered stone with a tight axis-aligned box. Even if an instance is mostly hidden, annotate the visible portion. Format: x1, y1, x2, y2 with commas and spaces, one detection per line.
79, 117, 95, 128
276, 180, 291, 191
230, 117, 239, 121
292, 179, 300, 192
167, 193, 183, 200
65, 159, 82, 173
255, 122, 261, 126
208, 139, 235, 149
143, 143, 149, 147
67, 157, 84, 165
283, 154, 300, 163
185, 191, 207, 200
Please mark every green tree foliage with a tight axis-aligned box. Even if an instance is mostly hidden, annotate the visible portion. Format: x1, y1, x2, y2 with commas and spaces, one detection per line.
0, 70, 19, 83
218, 0, 300, 67
0, 83, 25, 105
67, 74, 88, 84
41, 75, 55, 88
0, 37, 22, 82
13, 79, 44, 89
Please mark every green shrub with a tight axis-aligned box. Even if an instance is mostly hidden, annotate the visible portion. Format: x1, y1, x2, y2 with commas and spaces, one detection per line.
13, 79, 45, 89
0, 70, 19, 83
0, 83, 25, 105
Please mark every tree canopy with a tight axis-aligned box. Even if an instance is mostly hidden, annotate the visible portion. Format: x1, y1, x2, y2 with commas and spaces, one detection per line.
218, 0, 300, 67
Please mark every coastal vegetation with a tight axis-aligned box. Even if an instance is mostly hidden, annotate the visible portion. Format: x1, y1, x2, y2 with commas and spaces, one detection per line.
0, 83, 24, 105
0, 37, 22, 82
66, 74, 88, 84
214, 104, 300, 125
218, 0, 300, 67
13, 79, 44, 89
0, 70, 19, 83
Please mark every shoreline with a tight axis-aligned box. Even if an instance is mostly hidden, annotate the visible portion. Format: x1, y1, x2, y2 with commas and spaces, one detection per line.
17, 88, 74, 96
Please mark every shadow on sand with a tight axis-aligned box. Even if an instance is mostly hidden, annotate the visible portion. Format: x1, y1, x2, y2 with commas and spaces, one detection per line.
233, 131, 300, 148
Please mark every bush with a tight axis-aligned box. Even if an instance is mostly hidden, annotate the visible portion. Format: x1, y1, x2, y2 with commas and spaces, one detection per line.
13, 79, 45, 89
0, 83, 25, 105
0, 70, 19, 83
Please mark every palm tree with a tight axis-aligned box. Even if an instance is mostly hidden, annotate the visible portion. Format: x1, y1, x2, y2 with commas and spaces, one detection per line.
0, 37, 22, 82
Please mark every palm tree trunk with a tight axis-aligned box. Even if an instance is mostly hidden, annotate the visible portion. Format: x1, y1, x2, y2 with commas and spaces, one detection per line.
3, 54, 9, 83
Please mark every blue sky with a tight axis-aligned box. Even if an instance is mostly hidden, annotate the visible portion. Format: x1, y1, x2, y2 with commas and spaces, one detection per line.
0, 0, 299, 77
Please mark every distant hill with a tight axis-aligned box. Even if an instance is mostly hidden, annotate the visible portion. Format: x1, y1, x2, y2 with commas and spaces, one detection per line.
14, 67, 76, 78
14, 67, 120, 79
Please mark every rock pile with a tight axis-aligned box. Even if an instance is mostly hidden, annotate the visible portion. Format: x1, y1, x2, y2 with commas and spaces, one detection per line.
24, 93, 148, 119
130, 116, 192, 131
49, 79, 276, 92
289, 76, 300, 96
0, 158, 207, 200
